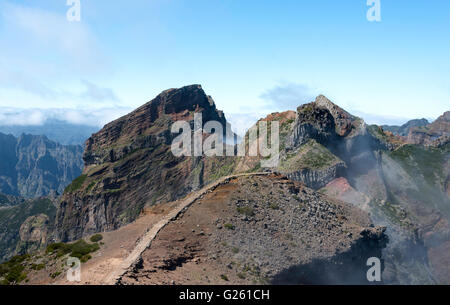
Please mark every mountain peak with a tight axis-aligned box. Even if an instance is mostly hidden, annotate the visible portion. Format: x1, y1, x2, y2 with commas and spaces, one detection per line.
310, 95, 357, 137
85, 85, 228, 166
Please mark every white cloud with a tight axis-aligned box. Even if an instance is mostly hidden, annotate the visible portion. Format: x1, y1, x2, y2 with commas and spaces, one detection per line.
1, 2, 104, 71
0, 107, 132, 127
0, 2, 113, 109
260, 82, 317, 111
80, 80, 120, 103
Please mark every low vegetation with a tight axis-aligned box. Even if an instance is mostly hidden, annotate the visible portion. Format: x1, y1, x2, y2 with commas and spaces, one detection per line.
236, 206, 254, 217
224, 223, 235, 230
64, 174, 87, 194
46, 239, 100, 262
0, 254, 30, 285
90, 234, 103, 243
279, 140, 340, 171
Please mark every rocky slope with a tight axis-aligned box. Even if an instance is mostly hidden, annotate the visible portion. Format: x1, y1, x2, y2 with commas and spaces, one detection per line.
120, 174, 387, 285
56, 85, 238, 241
0, 132, 84, 198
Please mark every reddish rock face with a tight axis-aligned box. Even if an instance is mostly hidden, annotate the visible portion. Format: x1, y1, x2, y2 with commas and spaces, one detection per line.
84, 85, 228, 167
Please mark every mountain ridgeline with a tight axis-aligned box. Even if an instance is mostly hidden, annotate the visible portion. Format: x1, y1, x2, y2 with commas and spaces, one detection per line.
1, 85, 447, 284
0, 133, 84, 198
0, 119, 99, 146
52, 85, 449, 284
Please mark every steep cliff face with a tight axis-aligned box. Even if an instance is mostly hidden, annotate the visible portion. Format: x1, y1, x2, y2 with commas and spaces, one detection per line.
56, 85, 236, 241
0, 133, 84, 198
287, 102, 336, 148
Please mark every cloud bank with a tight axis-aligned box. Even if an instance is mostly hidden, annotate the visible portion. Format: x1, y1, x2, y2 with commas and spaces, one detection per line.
0, 107, 132, 127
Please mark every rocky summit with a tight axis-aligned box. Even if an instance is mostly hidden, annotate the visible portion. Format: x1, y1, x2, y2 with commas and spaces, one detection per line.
56, 85, 237, 241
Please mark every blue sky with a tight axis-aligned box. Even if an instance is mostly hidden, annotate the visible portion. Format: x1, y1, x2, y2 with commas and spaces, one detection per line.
0, 0, 449, 132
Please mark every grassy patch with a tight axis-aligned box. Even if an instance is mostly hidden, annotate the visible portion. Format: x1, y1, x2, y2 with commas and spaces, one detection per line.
237, 273, 246, 279
31, 263, 45, 271
64, 174, 87, 194
46, 239, 100, 262
224, 223, 235, 230
269, 203, 279, 210
279, 140, 340, 171
236, 206, 254, 217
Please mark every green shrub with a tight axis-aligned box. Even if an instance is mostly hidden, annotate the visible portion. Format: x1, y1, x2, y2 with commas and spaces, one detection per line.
220, 274, 229, 281
7, 254, 30, 265
50, 271, 62, 279
0, 264, 9, 276
5, 265, 27, 283
224, 223, 235, 230
31, 264, 45, 271
46, 239, 100, 262
80, 254, 92, 263
90, 234, 103, 243
69, 240, 100, 259
46, 242, 72, 257
236, 206, 254, 217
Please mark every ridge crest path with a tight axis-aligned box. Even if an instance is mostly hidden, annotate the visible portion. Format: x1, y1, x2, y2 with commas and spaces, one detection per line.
103, 172, 270, 285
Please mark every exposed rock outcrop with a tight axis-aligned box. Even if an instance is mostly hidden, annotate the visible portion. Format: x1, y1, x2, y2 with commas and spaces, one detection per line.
15, 214, 50, 255
0, 197, 56, 262
287, 102, 336, 148
284, 161, 346, 190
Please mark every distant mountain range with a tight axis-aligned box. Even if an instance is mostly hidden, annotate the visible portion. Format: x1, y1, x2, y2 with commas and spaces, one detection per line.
382, 118, 430, 137
0, 132, 84, 198
0, 120, 99, 146
382, 112, 449, 147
